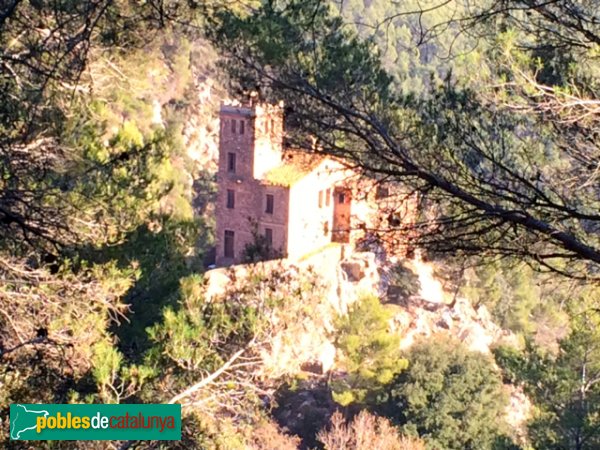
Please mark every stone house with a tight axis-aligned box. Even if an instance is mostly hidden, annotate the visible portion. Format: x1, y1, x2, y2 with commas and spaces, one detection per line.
215, 99, 414, 266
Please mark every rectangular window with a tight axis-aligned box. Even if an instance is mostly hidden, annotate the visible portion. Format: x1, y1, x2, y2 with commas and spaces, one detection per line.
338, 193, 346, 204
227, 152, 236, 173
231, 119, 236, 134
240, 120, 245, 135
325, 188, 331, 207
376, 186, 390, 199
266, 194, 274, 214
265, 120, 269, 133
224, 230, 235, 258
265, 228, 273, 246
226, 189, 235, 209
318, 190, 323, 208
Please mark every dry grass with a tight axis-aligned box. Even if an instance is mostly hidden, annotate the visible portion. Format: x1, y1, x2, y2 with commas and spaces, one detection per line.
317, 411, 425, 450
247, 419, 301, 450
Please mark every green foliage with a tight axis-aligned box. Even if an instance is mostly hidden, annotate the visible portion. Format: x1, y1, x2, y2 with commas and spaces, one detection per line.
0, 7, 220, 446
63, 35, 219, 244
146, 273, 265, 374
0, 259, 138, 444
6, 0, 600, 448
144, 264, 323, 388
332, 294, 407, 406
82, 217, 210, 355
141, 264, 328, 446
459, 260, 570, 342
242, 219, 282, 263
494, 296, 600, 450
383, 336, 510, 450
335, 0, 485, 92
91, 340, 154, 403
212, 0, 396, 112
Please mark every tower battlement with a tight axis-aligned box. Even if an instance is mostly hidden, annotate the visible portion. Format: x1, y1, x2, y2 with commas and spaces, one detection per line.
221, 98, 284, 116
219, 99, 284, 181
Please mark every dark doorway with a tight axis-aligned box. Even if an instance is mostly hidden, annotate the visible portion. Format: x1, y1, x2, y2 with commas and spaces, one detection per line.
224, 230, 235, 258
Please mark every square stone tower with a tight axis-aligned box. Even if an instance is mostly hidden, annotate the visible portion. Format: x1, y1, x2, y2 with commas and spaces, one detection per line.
215, 99, 289, 265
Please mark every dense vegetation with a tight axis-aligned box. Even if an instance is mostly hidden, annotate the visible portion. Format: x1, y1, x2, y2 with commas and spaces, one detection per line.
384, 337, 509, 449
2, 0, 600, 449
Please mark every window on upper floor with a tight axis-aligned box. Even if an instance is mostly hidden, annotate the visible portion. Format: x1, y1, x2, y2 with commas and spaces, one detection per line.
265, 119, 269, 133
388, 213, 401, 227
226, 189, 235, 209
325, 188, 331, 207
227, 152, 236, 173
266, 194, 274, 214
224, 230, 235, 258
376, 186, 390, 199
239, 120, 245, 135
338, 193, 346, 204
318, 190, 323, 208
231, 119, 236, 134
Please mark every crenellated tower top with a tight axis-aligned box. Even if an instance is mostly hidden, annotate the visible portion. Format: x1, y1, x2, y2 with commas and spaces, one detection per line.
219, 96, 284, 180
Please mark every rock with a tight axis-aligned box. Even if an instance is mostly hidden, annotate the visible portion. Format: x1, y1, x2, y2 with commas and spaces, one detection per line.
340, 260, 365, 282
273, 383, 335, 444
300, 361, 323, 374
458, 322, 494, 353
387, 285, 406, 303
476, 304, 493, 323
203, 268, 231, 301
436, 311, 453, 330
506, 386, 532, 440
452, 297, 476, 320
151, 99, 163, 125
318, 341, 336, 373
204, 249, 529, 431
409, 254, 446, 304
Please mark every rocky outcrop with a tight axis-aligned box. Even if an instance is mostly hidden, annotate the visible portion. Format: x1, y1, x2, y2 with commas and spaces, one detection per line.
183, 77, 220, 173
389, 294, 518, 354
204, 249, 519, 371
204, 259, 340, 379
203, 248, 531, 433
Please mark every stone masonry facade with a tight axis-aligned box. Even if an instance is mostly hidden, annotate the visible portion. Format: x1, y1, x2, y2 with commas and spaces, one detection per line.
215, 99, 416, 266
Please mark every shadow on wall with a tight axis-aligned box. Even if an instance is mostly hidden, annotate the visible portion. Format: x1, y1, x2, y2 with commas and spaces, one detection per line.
242, 218, 284, 263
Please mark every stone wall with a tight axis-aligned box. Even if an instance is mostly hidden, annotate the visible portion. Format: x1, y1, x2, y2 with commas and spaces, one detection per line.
215, 103, 288, 265
287, 160, 356, 260
214, 100, 419, 266
252, 103, 284, 179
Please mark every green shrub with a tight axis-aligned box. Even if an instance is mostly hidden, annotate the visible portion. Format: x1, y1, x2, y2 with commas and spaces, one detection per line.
332, 294, 408, 406
383, 336, 511, 450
